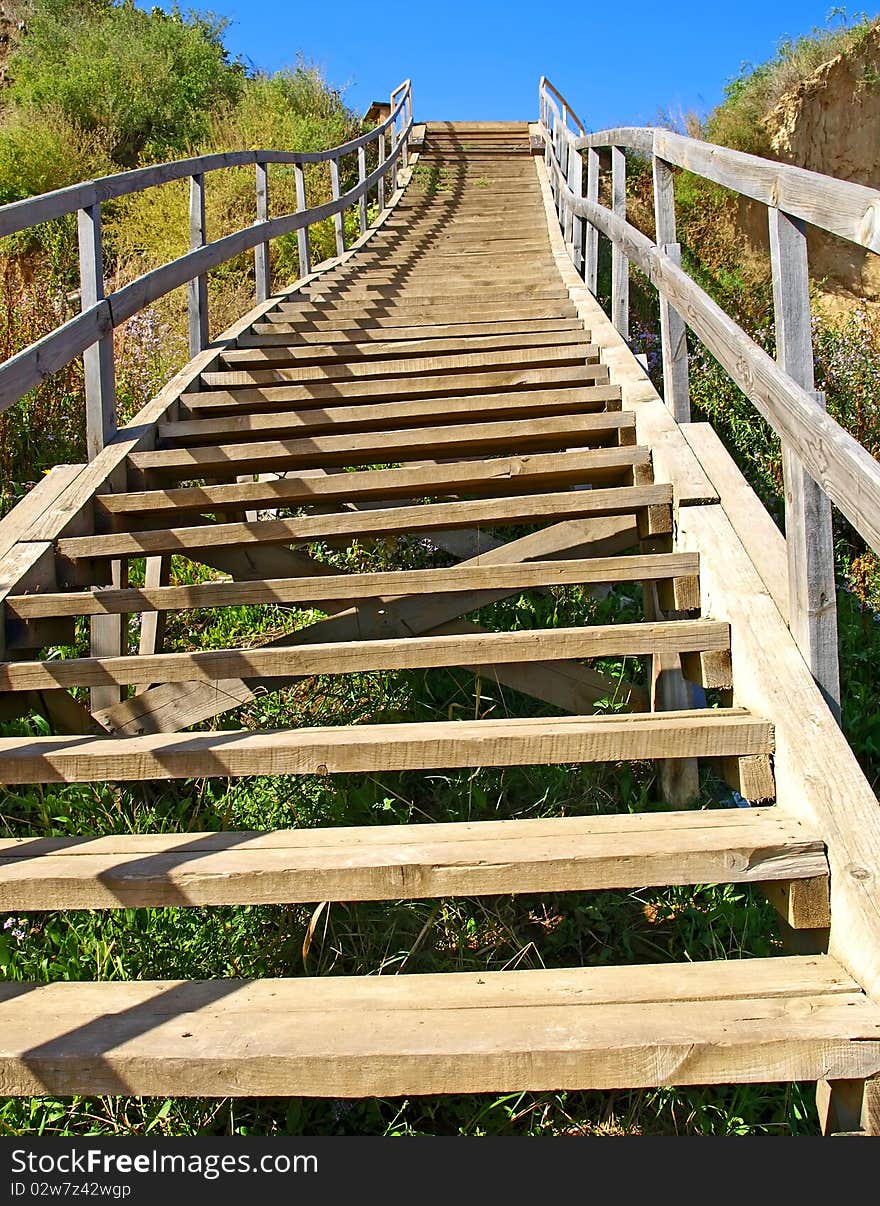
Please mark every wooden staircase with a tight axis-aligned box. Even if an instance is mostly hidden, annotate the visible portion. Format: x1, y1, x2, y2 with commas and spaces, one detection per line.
0, 120, 879, 1132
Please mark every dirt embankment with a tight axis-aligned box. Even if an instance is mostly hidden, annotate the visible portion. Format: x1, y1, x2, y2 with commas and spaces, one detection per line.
738, 26, 880, 316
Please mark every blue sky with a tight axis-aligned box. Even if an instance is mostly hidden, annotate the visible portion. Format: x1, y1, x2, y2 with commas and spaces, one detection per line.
210, 1, 863, 128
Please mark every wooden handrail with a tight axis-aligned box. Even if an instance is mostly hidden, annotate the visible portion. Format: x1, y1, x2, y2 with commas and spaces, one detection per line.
0, 79, 413, 457
537, 78, 880, 717
539, 77, 585, 136
0, 89, 411, 240
576, 125, 880, 256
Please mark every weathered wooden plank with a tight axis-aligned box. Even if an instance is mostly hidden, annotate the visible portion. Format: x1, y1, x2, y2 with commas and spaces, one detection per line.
680, 424, 788, 616
0, 809, 825, 910
159, 387, 625, 444
200, 342, 595, 388
248, 317, 585, 342
57, 485, 670, 562
94, 448, 639, 521
8, 552, 696, 620
183, 366, 610, 414
0, 709, 772, 783
219, 330, 597, 368
0, 956, 875, 1097
0, 620, 728, 691
130, 413, 636, 479
768, 206, 840, 719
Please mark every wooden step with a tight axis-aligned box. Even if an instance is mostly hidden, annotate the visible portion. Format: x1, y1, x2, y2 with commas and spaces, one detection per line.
91, 448, 644, 521
0, 620, 730, 691
199, 343, 596, 388
218, 330, 596, 369
307, 287, 571, 304
159, 387, 623, 444
269, 302, 580, 324
1, 956, 872, 1097
247, 317, 586, 343
0, 809, 825, 909
9, 552, 698, 620
58, 483, 667, 560
182, 366, 612, 414
0, 709, 772, 783
129, 412, 636, 478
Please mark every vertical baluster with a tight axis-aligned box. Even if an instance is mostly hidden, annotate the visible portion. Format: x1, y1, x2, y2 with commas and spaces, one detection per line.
294, 162, 311, 277
768, 206, 840, 719
567, 140, 583, 270
254, 160, 270, 304
400, 88, 410, 170
377, 132, 386, 212
390, 94, 399, 194
330, 156, 345, 257
652, 155, 690, 420
78, 199, 124, 710
358, 144, 368, 237
77, 201, 115, 459
188, 173, 209, 357
610, 146, 629, 339
584, 147, 599, 294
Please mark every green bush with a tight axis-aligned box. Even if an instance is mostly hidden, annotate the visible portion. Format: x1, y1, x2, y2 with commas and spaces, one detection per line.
5, 0, 245, 166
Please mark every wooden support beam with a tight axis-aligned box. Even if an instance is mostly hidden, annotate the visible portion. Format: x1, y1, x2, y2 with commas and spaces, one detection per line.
187, 173, 209, 357
294, 163, 311, 277
817, 1075, 880, 1136
358, 144, 368, 236
76, 202, 116, 458
254, 161, 270, 304
762, 876, 831, 931
768, 206, 840, 721
652, 156, 690, 422
329, 157, 345, 257
611, 147, 628, 339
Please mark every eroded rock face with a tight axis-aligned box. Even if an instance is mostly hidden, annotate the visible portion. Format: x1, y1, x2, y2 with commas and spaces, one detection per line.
761, 27, 880, 300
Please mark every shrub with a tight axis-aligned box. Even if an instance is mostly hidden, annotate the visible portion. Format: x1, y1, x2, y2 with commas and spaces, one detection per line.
5, 0, 245, 166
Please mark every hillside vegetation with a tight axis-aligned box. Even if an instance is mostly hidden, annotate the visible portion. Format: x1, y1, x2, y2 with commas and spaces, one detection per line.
0, 0, 362, 501
0, 3, 879, 1142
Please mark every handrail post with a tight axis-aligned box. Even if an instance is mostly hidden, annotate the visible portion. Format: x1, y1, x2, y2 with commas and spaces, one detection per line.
400, 90, 410, 171
294, 162, 311, 277
254, 159, 270, 304
567, 141, 583, 271
329, 156, 345, 256
652, 155, 690, 421
188, 173, 209, 357
769, 206, 840, 720
77, 201, 116, 459
390, 91, 399, 194
610, 147, 629, 339
377, 132, 386, 211
584, 148, 599, 293
358, 144, 368, 237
